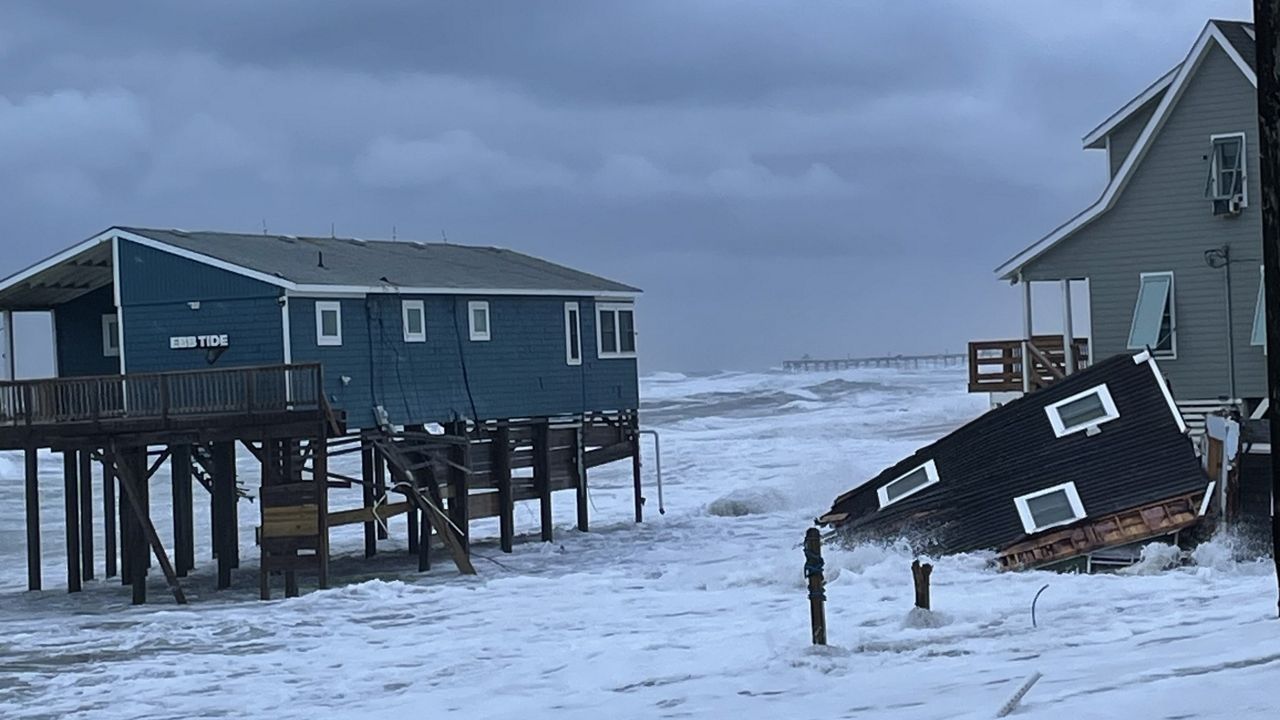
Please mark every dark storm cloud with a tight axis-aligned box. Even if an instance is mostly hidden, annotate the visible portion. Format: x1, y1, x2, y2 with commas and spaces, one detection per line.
0, 0, 1254, 371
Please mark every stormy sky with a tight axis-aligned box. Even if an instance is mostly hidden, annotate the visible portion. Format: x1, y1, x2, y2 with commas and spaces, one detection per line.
0, 0, 1254, 372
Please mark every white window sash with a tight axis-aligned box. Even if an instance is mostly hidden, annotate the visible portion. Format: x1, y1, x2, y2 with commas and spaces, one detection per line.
1014, 481, 1087, 534
315, 300, 342, 346
1253, 265, 1267, 347
402, 299, 426, 342
876, 459, 940, 509
564, 302, 582, 366
468, 300, 491, 341
1127, 272, 1174, 355
1044, 383, 1120, 438
102, 313, 120, 357
1208, 132, 1248, 203
596, 302, 637, 359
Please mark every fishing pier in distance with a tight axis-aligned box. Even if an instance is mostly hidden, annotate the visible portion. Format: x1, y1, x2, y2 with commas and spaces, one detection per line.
782, 352, 966, 372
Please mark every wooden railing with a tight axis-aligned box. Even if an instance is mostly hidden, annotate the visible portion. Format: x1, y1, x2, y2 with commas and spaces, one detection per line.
968, 337, 1089, 393
0, 364, 323, 427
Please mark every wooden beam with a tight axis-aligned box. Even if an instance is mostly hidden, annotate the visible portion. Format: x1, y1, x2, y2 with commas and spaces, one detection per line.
314, 435, 330, 590
171, 445, 194, 577
574, 426, 588, 533
534, 421, 553, 543
373, 450, 388, 540
24, 446, 40, 591
63, 451, 81, 593
212, 441, 237, 589
329, 501, 412, 527
361, 445, 377, 557
493, 422, 514, 553
631, 420, 643, 524
448, 421, 470, 549
103, 455, 117, 578
78, 450, 94, 582
114, 443, 187, 604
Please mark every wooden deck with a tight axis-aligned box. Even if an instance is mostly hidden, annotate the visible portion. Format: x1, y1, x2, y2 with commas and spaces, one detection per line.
0, 364, 333, 449
967, 336, 1089, 393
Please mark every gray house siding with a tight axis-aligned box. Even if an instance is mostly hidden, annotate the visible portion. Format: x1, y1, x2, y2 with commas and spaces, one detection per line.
1107, 96, 1162, 178
53, 285, 118, 377
289, 294, 639, 430
1023, 43, 1263, 401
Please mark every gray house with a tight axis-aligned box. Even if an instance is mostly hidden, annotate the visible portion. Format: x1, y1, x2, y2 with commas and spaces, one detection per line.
983, 19, 1264, 417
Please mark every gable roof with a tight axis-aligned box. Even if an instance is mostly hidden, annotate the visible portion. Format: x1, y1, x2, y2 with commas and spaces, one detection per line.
0, 226, 640, 309
996, 19, 1256, 281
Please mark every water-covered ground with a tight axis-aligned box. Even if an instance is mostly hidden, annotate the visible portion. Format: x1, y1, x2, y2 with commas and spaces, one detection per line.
0, 368, 1277, 719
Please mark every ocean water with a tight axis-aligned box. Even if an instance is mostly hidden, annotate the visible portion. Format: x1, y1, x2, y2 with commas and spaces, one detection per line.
0, 367, 1277, 719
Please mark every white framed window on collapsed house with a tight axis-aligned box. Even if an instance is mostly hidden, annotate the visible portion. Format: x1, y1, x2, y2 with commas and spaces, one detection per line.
102, 313, 120, 357
564, 301, 582, 366
402, 299, 426, 343
468, 300, 491, 341
1127, 271, 1176, 358
596, 302, 636, 359
1207, 132, 1247, 204
876, 459, 940, 509
1013, 481, 1087, 534
315, 301, 343, 346
1044, 383, 1120, 438
1253, 266, 1266, 349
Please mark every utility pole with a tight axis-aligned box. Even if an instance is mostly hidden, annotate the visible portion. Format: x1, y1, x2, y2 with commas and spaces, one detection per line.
1254, 0, 1280, 618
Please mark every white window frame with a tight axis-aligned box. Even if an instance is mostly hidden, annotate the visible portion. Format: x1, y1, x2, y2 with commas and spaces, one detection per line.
315, 300, 343, 347
1208, 132, 1247, 204
402, 299, 426, 343
1045, 383, 1120, 438
596, 302, 637, 359
468, 300, 491, 341
1014, 481, 1087, 534
1253, 265, 1267, 348
876, 459, 940, 509
102, 313, 120, 357
1126, 271, 1176, 358
564, 301, 582, 366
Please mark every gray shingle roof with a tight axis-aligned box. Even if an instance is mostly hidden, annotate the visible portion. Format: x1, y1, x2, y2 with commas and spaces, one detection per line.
1213, 20, 1255, 72
120, 227, 640, 294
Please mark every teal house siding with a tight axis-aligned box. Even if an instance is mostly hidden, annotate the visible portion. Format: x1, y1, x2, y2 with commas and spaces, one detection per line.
291, 294, 640, 430
116, 239, 279, 304
53, 285, 118, 377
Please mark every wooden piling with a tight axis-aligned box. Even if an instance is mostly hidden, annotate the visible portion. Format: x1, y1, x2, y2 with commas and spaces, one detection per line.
212, 441, 237, 589
313, 436, 330, 590
493, 422, 514, 553
116, 445, 185, 605
63, 450, 81, 593
361, 443, 377, 558
912, 559, 933, 611
534, 421, 553, 542
24, 446, 40, 591
78, 450, 94, 582
373, 451, 388, 540
171, 445, 194, 577
574, 426, 588, 532
448, 422, 470, 549
119, 454, 133, 586
631, 423, 643, 524
103, 456, 117, 578
804, 528, 826, 645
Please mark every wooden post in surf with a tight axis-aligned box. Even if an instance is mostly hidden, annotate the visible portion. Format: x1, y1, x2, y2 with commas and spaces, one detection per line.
804, 527, 827, 645
912, 559, 933, 610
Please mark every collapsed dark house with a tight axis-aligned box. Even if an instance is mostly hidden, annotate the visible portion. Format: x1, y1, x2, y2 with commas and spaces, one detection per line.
819, 351, 1215, 570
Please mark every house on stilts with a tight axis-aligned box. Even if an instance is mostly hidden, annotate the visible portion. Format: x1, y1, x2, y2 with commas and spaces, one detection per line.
0, 226, 646, 602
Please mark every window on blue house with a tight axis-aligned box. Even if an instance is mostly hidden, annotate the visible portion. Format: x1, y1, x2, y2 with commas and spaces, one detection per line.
102, 313, 119, 357
565, 302, 582, 365
596, 303, 636, 358
316, 301, 342, 346
1127, 272, 1175, 357
468, 301, 490, 341
403, 300, 426, 343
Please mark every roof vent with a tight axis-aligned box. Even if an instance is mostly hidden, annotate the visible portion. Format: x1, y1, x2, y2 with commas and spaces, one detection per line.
317, 251, 325, 268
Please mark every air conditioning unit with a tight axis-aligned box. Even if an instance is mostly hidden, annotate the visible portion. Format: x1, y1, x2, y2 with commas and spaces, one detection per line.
1213, 194, 1244, 217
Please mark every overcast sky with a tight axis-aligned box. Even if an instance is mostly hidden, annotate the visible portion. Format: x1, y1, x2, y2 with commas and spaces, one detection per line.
0, 0, 1255, 372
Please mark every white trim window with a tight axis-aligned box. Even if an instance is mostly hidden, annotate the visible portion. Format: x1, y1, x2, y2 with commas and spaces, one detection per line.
402, 299, 426, 343
1207, 132, 1247, 204
876, 459, 940, 509
102, 313, 120, 357
1127, 271, 1175, 357
315, 301, 342, 346
564, 302, 582, 366
596, 302, 636, 358
1045, 383, 1120, 438
468, 301, 491, 341
1014, 481, 1087, 534
1253, 265, 1267, 348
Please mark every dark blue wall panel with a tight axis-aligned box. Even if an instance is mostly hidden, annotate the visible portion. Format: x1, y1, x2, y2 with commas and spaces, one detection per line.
117, 239, 278, 305
122, 298, 284, 373
54, 285, 118, 377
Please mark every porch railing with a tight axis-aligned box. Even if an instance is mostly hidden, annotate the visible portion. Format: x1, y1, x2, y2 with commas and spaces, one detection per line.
0, 363, 323, 427
968, 336, 1089, 393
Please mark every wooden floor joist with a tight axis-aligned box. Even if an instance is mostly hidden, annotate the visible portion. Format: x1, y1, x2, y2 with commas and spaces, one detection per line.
997, 490, 1206, 571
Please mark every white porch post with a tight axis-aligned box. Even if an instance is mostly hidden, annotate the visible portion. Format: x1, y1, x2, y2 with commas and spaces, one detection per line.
1061, 279, 1076, 375
1, 310, 14, 381
1021, 275, 1033, 393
